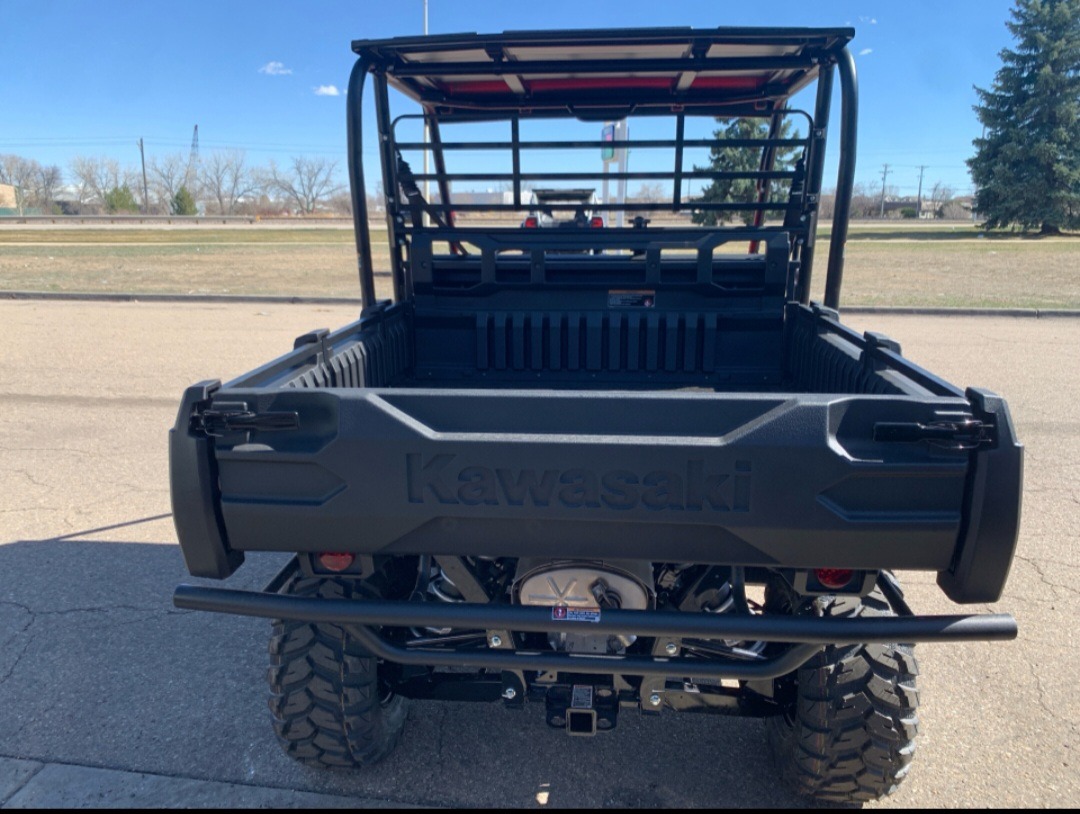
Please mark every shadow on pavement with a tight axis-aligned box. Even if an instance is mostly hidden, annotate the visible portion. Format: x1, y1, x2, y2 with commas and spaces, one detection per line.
0, 533, 813, 809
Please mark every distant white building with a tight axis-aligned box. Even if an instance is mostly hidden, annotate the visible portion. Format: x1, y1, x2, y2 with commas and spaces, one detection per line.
0, 183, 18, 213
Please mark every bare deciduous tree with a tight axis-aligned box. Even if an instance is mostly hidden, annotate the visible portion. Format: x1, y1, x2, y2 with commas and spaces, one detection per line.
0, 155, 63, 214
148, 152, 192, 210
199, 150, 259, 215
632, 182, 666, 203
0, 154, 40, 214
850, 182, 887, 219
69, 155, 128, 208
329, 191, 353, 216
929, 182, 955, 218
265, 156, 343, 214
817, 190, 835, 220
34, 164, 63, 212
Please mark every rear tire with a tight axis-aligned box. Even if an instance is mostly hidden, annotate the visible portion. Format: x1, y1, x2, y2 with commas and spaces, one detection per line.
267, 575, 408, 768
765, 580, 920, 804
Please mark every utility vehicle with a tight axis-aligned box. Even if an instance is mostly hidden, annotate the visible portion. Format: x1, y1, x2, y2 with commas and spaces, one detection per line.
523, 188, 603, 230
171, 27, 1022, 804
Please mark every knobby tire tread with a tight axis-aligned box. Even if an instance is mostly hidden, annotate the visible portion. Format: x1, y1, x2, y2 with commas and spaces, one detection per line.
766, 585, 920, 804
267, 575, 407, 768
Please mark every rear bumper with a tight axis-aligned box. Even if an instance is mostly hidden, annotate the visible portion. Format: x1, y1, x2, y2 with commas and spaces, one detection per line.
173, 580, 1017, 681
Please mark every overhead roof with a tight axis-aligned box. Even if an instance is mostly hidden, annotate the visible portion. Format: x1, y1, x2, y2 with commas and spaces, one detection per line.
352, 27, 853, 115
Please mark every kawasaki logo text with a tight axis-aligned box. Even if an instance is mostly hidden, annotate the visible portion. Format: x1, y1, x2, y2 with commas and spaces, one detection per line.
406, 454, 751, 511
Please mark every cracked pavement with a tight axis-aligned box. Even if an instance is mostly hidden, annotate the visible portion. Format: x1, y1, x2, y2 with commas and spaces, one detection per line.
0, 300, 1077, 808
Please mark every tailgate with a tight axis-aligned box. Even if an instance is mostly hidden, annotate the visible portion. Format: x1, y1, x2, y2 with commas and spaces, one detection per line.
171, 384, 1020, 601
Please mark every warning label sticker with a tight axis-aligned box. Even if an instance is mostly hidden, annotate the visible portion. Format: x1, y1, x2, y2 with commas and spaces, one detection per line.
571, 685, 594, 709
552, 606, 601, 623
608, 289, 656, 308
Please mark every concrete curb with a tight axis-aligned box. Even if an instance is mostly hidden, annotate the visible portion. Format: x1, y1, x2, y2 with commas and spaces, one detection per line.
3, 290, 1079, 317
0, 757, 425, 809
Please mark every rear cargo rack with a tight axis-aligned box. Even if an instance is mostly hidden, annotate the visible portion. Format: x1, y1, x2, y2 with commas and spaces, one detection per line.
345, 27, 859, 311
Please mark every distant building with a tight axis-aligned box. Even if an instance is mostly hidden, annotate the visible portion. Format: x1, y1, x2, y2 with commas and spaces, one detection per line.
0, 183, 19, 214
880, 197, 948, 219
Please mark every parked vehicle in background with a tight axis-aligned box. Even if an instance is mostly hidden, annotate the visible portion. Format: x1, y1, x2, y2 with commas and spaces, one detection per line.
522, 188, 603, 229
171, 26, 1022, 805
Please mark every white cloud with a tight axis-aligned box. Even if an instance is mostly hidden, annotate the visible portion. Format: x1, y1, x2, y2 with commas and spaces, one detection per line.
259, 61, 292, 76
859, 48, 874, 56
859, 15, 878, 24
313, 85, 340, 97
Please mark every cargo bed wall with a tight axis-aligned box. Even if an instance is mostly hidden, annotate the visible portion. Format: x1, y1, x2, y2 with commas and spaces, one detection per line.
260, 304, 941, 398
411, 309, 786, 387
228, 302, 412, 391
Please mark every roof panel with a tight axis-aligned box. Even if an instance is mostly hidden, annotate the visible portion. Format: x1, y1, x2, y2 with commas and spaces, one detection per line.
354, 27, 853, 115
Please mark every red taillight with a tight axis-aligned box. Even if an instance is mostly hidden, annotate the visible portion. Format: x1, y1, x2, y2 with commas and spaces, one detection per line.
524, 216, 538, 228
318, 552, 355, 573
814, 568, 855, 589
589, 216, 604, 228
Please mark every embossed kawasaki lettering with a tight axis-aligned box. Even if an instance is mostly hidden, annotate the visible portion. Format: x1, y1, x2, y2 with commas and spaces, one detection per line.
406, 454, 751, 511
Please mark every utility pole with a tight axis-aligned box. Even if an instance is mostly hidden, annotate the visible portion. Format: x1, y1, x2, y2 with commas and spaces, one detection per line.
915, 164, 928, 219
879, 163, 890, 219
138, 138, 150, 214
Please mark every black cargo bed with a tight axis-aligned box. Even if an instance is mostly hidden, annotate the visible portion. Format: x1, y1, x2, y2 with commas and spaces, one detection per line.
171, 302, 1021, 603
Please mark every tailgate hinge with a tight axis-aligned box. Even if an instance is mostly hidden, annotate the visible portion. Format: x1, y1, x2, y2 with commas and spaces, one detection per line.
191, 407, 299, 438
874, 418, 996, 450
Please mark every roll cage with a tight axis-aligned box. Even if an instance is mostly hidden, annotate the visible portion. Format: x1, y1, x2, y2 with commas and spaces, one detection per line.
346, 27, 858, 311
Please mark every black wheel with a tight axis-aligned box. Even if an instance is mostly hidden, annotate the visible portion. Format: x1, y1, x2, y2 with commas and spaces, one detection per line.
267, 575, 408, 768
765, 579, 920, 804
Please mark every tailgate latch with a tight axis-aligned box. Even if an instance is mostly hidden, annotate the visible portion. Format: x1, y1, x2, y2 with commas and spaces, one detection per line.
874, 418, 996, 450
192, 408, 299, 438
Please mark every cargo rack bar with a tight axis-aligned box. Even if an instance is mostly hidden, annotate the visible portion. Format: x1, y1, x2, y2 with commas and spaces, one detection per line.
387, 111, 812, 215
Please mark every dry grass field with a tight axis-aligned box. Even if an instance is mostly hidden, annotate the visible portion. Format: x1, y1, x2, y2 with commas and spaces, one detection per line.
1, 223, 1077, 307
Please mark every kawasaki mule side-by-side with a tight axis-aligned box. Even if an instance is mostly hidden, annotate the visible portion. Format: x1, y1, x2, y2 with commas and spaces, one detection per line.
170, 27, 1021, 803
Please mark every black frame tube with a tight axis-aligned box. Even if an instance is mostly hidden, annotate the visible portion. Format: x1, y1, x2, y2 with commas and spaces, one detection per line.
393, 137, 807, 151
388, 55, 820, 78
825, 47, 858, 309
174, 584, 1018, 644
372, 70, 405, 301
798, 62, 834, 304
749, 103, 784, 254
426, 111, 453, 224
394, 201, 795, 214
511, 116, 521, 208
345, 623, 821, 680
672, 113, 685, 210
346, 59, 377, 308
409, 170, 799, 182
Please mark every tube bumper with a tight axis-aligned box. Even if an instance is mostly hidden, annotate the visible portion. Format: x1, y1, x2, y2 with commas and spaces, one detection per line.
174, 583, 1017, 681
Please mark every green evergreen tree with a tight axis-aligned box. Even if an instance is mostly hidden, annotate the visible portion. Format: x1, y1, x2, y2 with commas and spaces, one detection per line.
171, 185, 197, 216
104, 184, 139, 214
968, 0, 1080, 233
692, 117, 800, 226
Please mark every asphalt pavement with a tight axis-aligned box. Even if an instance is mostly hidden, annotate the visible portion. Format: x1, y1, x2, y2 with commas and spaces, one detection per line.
0, 300, 1076, 808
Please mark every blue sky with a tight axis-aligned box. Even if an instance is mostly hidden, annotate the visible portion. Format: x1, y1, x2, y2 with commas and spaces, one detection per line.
1, 1, 1018, 198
